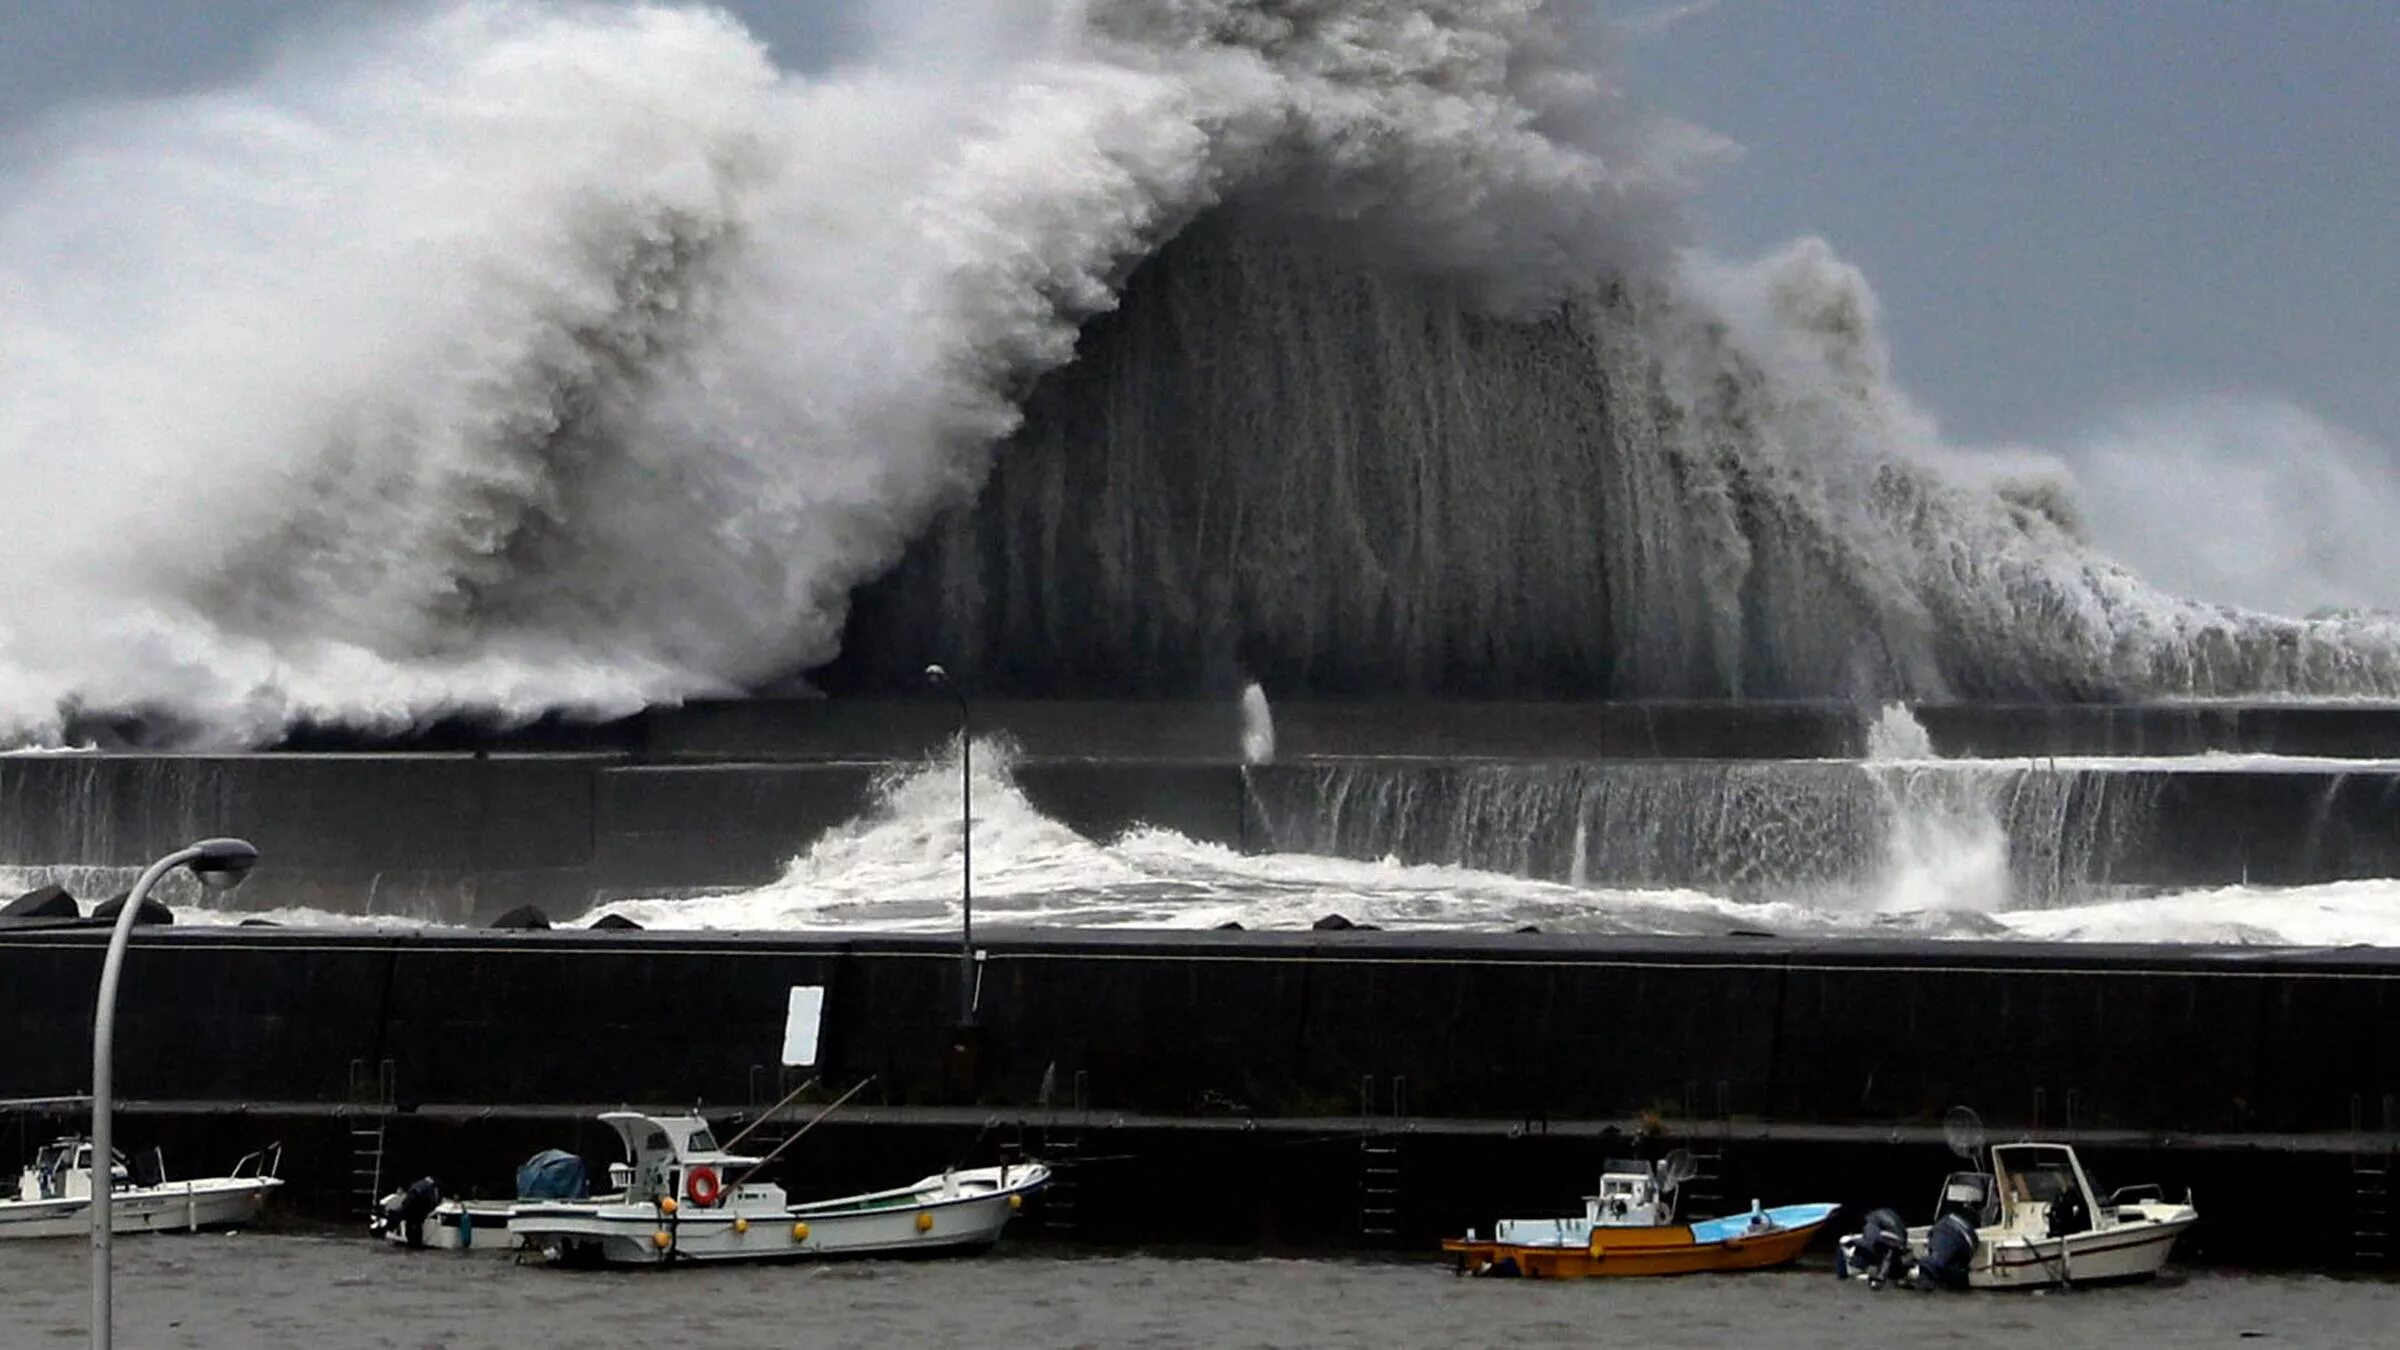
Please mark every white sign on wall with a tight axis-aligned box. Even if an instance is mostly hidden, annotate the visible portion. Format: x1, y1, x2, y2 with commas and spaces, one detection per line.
781, 985, 825, 1067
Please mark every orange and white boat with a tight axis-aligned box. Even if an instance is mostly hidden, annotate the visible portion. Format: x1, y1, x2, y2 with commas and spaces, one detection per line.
1443, 1154, 1837, 1279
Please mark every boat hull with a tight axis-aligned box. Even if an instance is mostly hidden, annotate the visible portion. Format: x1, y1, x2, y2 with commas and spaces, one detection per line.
511, 1164, 1046, 1268
1445, 1212, 1834, 1279
1942, 1214, 2197, 1289
0, 1179, 280, 1241
376, 1200, 524, 1254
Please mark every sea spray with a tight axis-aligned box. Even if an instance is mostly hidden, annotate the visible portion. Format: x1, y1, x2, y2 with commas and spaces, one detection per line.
1239, 682, 1275, 766
9, 1, 2400, 744
1864, 701, 1935, 760
0, 0, 1706, 743
1858, 702, 2009, 913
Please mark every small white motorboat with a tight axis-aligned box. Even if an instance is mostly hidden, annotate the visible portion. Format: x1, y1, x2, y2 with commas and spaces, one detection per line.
3, 1137, 282, 1240
375, 1150, 631, 1253
1838, 1110, 2197, 1290
375, 1187, 543, 1254
506, 1110, 1049, 1267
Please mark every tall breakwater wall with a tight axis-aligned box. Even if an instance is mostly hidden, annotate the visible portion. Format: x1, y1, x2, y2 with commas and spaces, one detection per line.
6, 751, 2400, 923
1, 927, 2394, 1264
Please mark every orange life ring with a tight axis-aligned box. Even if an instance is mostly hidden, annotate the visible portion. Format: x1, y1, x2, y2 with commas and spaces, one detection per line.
686, 1166, 722, 1208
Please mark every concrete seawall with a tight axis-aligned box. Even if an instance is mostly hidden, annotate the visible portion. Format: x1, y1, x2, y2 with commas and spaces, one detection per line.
4, 927, 2391, 1131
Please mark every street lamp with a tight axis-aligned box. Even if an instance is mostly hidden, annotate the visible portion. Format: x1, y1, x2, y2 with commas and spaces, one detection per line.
91, 837, 257, 1350
923, 665, 974, 1026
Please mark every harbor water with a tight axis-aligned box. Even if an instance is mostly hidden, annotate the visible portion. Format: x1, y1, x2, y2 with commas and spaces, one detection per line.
1, 1233, 2392, 1348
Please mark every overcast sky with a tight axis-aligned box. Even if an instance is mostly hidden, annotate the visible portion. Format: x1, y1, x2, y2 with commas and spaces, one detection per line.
1626, 0, 2397, 448
5, 1, 2395, 608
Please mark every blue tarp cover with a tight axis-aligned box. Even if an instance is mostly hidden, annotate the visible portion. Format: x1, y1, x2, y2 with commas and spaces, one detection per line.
515, 1149, 589, 1200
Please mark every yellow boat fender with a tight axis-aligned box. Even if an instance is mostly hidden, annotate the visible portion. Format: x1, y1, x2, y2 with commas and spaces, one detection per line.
916, 1211, 934, 1233
792, 1222, 809, 1241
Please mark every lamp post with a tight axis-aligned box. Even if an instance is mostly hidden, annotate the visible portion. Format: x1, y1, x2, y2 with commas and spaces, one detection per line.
92, 837, 257, 1350
924, 665, 974, 1026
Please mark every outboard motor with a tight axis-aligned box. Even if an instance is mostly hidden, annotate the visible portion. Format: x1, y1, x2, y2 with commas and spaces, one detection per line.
1838, 1207, 1915, 1288
1916, 1211, 1978, 1289
384, 1176, 442, 1249
2045, 1190, 2091, 1239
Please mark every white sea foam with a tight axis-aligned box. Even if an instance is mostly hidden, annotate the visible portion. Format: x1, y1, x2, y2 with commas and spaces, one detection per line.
534, 743, 2400, 948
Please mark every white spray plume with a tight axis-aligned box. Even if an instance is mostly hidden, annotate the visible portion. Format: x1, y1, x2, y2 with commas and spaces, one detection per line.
0, 0, 1711, 745
1239, 681, 1275, 764
2064, 397, 2400, 619
1662, 237, 2400, 698
5, 0, 2397, 747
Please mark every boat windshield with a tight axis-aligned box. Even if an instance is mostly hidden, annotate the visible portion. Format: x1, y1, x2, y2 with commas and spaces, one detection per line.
1992, 1148, 2089, 1211
686, 1128, 719, 1153
2014, 1163, 2078, 1202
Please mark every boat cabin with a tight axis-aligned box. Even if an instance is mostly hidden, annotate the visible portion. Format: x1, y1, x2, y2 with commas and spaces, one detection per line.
15, 1139, 132, 1202
597, 1112, 765, 1205
1937, 1143, 2105, 1239
1585, 1159, 1672, 1227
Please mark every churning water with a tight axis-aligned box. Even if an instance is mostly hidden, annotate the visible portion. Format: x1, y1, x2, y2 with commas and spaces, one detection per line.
2, 1233, 2392, 1349
85, 721, 2385, 947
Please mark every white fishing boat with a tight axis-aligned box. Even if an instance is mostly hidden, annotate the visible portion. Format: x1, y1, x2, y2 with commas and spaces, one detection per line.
506, 1110, 1049, 1267
3, 1137, 282, 1240
1838, 1109, 2196, 1290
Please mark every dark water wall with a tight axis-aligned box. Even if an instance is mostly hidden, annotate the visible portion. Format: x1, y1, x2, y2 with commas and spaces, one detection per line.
824, 219, 1926, 699
815, 216, 2400, 703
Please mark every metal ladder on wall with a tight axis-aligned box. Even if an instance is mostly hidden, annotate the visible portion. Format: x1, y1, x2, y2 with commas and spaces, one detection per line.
2354, 1093, 2396, 1266
1680, 1080, 1731, 1219
1358, 1075, 1408, 1240
743, 1065, 812, 1164
1019, 1067, 1090, 1234
346, 1058, 396, 1216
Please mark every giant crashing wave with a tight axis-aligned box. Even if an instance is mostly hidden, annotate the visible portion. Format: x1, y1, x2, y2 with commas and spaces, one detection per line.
826, 215, 2400, 700
2, 0, 2396, 748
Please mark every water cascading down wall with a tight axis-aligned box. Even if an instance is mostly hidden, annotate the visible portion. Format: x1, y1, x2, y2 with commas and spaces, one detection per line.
827, 214, 1901, 698
820, 213, 2398, 703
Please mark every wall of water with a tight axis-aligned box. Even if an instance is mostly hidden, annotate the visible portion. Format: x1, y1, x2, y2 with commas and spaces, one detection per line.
1240, 758, 2163, 910
824, 217, 2400, 703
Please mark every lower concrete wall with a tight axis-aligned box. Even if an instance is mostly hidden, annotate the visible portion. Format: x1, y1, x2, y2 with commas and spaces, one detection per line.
5, 928, 2392, 1135
40, 1104, 2374, 1267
